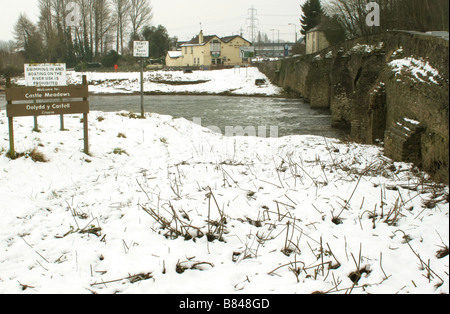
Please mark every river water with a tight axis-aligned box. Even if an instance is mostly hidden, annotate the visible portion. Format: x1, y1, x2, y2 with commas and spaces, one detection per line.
0, 94, 346, 139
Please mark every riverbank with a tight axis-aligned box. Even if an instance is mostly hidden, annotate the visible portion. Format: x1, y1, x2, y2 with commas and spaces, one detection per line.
5, 67, 284, 97
256, 31, 449, 184
92, 90, 291, 98
0, 110, 448, 294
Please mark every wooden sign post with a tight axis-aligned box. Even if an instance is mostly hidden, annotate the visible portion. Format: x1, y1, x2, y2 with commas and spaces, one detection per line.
5, 75, 90, 158
133, 41, 149, 118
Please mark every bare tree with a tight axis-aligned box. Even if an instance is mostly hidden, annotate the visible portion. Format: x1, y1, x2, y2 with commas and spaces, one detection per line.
38, 0, 60, 62
326, 0, 449, 38
77, 0, 93, 59
38, 0, 53, 41
129, 0, 153, 41
51, 0, 69, 34
111, 0, 130, 55
326, 0, 370, 37
0, 40, 25, 77
401, 0, 449, 31
92, 0, 111, 56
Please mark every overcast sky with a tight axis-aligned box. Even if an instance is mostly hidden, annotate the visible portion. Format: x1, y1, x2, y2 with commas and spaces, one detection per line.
0, 0, 304, 43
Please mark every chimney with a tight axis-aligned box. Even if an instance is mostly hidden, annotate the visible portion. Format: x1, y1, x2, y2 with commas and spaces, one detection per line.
199, 30, 204, 44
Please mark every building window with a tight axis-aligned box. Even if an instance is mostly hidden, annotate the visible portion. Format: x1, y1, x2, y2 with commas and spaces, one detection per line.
210, 39, 221, 57
211, 39, 221, 51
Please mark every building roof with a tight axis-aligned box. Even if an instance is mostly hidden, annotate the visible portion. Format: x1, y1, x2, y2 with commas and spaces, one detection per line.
180, 34, 251, 47
167, 51, 182, 58
221, 35, 251, 44
181, 35, 219, 46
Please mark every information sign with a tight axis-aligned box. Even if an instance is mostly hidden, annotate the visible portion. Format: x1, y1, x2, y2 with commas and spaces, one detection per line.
24, 63, 67, 87
5, 76, 90, 158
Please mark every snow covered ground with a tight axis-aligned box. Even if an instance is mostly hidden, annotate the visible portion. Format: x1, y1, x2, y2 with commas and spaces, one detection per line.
0, 110, 448, 294
13, 67, 283, 96
1, 67, 448, 294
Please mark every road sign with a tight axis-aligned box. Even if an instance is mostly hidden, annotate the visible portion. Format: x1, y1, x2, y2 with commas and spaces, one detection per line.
24, 63, 67, 87
133, 41, 149, 58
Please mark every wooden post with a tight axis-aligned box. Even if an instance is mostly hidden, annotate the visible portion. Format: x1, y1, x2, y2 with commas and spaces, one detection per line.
33, 111, 39, 132
6, 78, 15, 159
59, 96, 64, 130
140, 59, 145, 118
82, 75, 89, 155
83, 113, 89, 154
8, 117, 15, 159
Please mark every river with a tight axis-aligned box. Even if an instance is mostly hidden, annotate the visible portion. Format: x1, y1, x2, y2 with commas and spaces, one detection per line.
0, 94, 346, 139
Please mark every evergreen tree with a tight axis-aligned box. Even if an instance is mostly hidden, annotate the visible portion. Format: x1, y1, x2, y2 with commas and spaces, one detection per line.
142, 25, 169, 59
101, 50, 120, 67
300, 0, 324, 35
321, 15, 347, 45
13, 13, 44, 62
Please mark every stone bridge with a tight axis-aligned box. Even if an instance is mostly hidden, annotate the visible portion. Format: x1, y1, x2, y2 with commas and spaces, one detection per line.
256, 31, 449, 182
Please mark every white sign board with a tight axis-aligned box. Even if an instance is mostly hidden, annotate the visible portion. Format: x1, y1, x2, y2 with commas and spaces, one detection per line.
133, 41, 149, 58
24, 63, 67, 87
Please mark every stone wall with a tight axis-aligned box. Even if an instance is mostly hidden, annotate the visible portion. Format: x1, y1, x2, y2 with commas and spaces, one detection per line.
384, 118, 425, 164
256, 31, 449, 182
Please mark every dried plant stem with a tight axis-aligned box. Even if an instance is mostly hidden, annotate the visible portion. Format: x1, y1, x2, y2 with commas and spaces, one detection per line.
380, 252, 389, 280
91, 273, 153, 286
395, 230, 444, 283
335, 174, 363, 220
